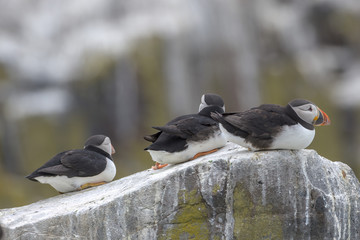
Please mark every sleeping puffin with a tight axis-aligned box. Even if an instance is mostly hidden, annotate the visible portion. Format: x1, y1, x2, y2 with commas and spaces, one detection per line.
211, 99, 330, 150
26, 135, 116, 193
144, 93, 227, 169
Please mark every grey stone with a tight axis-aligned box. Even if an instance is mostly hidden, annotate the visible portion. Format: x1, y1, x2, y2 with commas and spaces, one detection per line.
1, 143, 359, 239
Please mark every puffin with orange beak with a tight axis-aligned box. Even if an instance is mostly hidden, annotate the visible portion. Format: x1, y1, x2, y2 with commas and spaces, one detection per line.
211, 99, 330, 151
26, 135, 116, 193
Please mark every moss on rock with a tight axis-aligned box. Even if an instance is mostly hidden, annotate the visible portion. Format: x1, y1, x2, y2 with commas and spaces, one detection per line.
233, 183, 283, 240
159, 189, 210, 240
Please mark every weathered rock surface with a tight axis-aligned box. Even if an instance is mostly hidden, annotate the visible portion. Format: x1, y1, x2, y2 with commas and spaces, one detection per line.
1, 143, 359, 239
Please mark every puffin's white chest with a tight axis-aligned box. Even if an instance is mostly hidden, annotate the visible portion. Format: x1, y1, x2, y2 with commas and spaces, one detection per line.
270, 124, 315, 150
35, 158, 116, 193
219, 124, 254, 149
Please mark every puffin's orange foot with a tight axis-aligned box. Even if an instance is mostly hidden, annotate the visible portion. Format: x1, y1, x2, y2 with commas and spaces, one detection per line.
152, 162, 168, 170
191, 148, 220, 160
80, 181, 107, 190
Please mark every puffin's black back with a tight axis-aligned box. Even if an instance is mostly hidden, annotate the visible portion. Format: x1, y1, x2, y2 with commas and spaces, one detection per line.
144, 113, 220, 153
144, 114, 194, 143
26, 149, 108, 180
26, 151, 67, 181
219, 104, 296, 128
144, 133, 187, 153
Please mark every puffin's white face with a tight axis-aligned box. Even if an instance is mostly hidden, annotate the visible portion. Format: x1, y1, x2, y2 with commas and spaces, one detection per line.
99, 137, 116, 155
199, 94, 207, 112
292, 103, 321, 125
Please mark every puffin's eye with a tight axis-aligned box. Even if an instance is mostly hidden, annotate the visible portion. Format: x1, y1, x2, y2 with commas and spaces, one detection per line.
308, 106, 313, 111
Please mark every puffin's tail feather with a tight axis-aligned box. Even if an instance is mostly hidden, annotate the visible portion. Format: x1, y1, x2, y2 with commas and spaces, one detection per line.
25, 173, 39, 182
144, 131, 161, 143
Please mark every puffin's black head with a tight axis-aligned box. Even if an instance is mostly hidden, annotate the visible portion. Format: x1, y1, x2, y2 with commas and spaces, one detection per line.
199, 93, 225, 114
84, 135, 115, 156
288, 99, 331, 126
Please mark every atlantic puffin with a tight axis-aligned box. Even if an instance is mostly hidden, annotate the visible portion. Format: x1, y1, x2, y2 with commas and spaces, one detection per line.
211, 99, 330, 150
26, 135, 116, 193
144, 93, 227, 169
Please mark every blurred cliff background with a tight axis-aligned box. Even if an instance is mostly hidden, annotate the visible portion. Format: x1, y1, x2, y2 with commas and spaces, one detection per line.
0, 0, 360, 208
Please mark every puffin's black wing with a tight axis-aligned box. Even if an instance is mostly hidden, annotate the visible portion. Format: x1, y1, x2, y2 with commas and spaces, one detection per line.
143, 114, 194, 142
152, 116, 217, 140
144, 115, 220, 152
26, 151, 66, 181
216, 104, 297, 139
27, 150, 107, 179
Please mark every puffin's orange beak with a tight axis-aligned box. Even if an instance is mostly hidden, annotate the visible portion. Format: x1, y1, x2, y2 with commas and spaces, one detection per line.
314, 107, 331, 126
111, 144, 116, 154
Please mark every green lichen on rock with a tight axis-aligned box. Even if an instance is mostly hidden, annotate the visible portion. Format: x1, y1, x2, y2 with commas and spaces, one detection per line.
233, 183, 283, 240
159, 189, 210, 240
212, 184, 221, 195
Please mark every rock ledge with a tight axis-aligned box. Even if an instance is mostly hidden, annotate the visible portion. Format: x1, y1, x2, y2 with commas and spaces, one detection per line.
1, 143, 359, 239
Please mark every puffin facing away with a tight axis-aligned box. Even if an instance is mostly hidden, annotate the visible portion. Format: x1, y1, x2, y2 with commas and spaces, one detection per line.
211, 99, 330, 151
144, 93, 227, 169
26, 135, 116, 193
